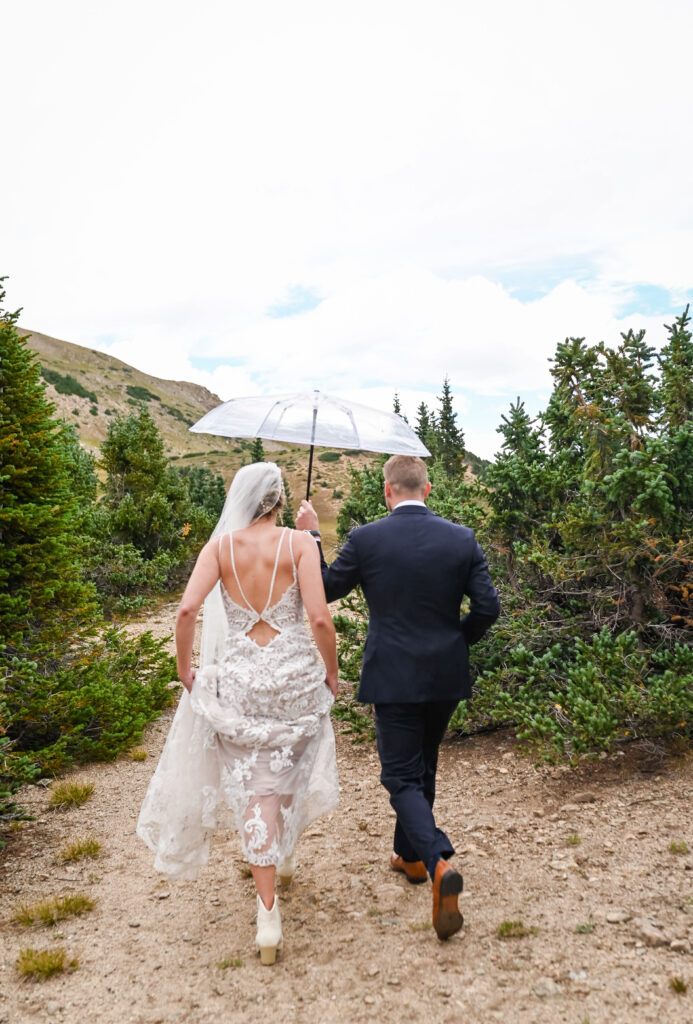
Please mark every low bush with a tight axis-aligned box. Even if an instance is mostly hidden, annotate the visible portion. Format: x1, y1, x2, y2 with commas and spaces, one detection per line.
2, 630, 175, 807
125, 384, 160, 402
40, 367, 97, 404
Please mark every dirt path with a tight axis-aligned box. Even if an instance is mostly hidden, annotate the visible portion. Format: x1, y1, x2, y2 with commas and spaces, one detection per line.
2, 607, 693, 1024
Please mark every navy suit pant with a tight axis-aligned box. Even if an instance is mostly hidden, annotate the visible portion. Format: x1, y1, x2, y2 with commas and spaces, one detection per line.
374, 700, 459, 880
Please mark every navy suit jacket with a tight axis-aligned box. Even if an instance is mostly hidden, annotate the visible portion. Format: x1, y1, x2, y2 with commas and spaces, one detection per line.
319, 504, 500, 704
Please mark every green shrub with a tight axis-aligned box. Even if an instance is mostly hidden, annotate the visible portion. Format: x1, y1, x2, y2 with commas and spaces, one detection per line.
40, 367, 97, 404
449, 630, 693, 759
162, 403, 193, 425
318, 450, 341, 462
125, 384, 160, 402
2, 629, 175, 782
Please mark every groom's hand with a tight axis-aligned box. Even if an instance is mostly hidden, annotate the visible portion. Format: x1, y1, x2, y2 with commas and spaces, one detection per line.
296, 499, 320, 532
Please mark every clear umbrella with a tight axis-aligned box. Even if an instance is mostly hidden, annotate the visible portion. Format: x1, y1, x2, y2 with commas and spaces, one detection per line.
190, 389, 430, 498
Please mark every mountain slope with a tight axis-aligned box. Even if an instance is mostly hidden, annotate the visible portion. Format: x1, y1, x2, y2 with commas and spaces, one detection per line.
21, 327, 226, 458
20, 328, 373, 543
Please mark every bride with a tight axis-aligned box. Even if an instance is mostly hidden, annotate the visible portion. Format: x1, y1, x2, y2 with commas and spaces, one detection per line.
137, 462, 339, 965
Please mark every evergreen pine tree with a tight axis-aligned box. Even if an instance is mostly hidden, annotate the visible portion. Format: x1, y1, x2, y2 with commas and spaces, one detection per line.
415, 401, 432, 443
658, 305, 693, 428
280, 476, 296, 528
436, 376, 465, 477
178, 465, 226, 519
101, 408, 168, 505
598, 328, 658, 446
99, 410, 198, 557
0, 280, 98, 647
487, 398, 548, 570
392, 392, 408, 423
250, 437, 265, 462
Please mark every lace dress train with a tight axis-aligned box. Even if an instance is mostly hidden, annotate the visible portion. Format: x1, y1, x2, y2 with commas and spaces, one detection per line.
137, 528, 339, 880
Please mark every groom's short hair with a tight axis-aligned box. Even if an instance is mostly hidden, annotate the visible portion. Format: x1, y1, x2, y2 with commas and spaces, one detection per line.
383, 455, 429, 494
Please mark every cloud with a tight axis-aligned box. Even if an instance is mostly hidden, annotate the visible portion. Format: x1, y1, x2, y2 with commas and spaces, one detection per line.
194, 269, 670, 395
2, 1, 691, 460
83, 268, 672, 459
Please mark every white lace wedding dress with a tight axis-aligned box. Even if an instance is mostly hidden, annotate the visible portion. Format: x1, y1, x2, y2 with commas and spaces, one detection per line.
137, 527, 339, 880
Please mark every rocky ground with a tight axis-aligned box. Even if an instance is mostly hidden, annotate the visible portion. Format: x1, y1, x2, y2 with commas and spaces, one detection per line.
1, 606, 692, 1024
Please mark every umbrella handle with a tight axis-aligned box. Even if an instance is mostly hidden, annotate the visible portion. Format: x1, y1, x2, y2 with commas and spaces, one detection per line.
305, 401, 319, 501
305, 443, 315, 501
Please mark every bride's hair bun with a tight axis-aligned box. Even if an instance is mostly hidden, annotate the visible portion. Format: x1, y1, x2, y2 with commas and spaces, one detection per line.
252, 476, 285, 522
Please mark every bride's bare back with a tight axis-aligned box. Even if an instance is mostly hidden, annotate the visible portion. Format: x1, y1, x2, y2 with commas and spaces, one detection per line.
219, 525, 297, 648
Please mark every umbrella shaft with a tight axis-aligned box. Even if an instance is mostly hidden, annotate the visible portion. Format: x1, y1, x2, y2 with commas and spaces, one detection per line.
306, 443, 315, 500
305, 403, 319, 500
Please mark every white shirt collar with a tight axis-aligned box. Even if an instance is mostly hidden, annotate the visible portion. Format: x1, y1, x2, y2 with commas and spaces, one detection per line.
392, 499, 427, 509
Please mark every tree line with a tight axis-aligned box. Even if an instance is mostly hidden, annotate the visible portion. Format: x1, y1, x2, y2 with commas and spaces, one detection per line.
334, 315, 693, 759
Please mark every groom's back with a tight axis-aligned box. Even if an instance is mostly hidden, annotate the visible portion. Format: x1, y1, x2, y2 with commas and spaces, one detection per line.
345, 506, 497, 703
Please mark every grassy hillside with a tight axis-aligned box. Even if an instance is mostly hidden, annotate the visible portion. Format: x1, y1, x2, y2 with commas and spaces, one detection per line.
20, 327, 376, 552
21, 327, 489, 552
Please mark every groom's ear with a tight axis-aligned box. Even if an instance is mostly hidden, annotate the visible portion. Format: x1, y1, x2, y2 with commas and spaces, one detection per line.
424, 481, 431, 498
384, 481, 393, 499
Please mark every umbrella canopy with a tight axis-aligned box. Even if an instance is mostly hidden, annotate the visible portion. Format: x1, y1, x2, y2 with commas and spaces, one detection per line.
190, 389, 430, 498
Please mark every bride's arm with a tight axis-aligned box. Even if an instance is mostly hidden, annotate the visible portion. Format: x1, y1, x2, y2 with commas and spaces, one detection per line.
175, 538, 221, 691
295, 533, 339, 696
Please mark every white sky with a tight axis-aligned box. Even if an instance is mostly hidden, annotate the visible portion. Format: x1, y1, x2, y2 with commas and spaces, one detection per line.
3, 0, 692, 458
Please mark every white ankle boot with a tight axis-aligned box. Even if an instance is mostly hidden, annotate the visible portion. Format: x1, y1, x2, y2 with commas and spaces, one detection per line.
278, 853, 295, 887
256, 895, 282, 965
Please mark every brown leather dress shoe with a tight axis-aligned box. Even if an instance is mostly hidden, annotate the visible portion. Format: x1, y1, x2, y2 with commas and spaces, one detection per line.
432, 860, 463, 940
390, 853, 428, 884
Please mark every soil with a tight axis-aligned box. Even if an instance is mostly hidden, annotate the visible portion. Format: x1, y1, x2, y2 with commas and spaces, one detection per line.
2, 604, 693, 1024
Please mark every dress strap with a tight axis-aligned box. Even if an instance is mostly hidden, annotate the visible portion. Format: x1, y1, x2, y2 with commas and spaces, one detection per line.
262, 527, 288, 613
288, 529, 298, 581
228, 533, 256, 614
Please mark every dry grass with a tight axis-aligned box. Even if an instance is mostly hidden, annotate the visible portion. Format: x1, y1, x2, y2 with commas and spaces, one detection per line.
57, 836, 101, 863
218, 957, 243, 969
14, 894, 95, 927
129, 748, 148, 761
497, 920, 537, 939
669, 840, 689, 855
16, 947, 78, 980
49, 781, 94, 809
669, 976, 688, 994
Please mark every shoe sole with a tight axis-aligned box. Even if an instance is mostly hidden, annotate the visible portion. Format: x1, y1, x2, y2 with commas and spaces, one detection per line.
278, 872, 293, 887
391, 864, 428, 885
259, 945, 279, 965
434, 870, 464, 940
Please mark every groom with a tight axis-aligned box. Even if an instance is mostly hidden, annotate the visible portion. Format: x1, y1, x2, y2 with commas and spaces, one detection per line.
296, 455, 500, 940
